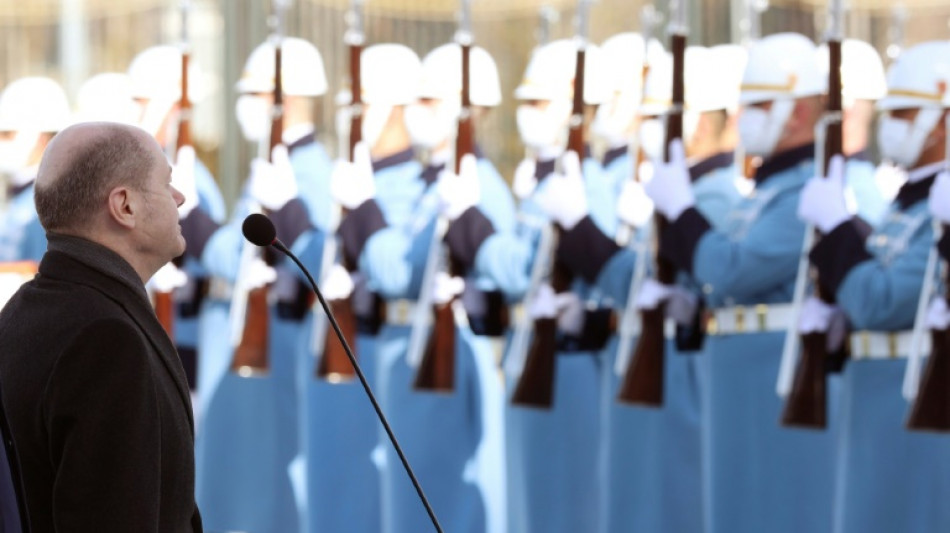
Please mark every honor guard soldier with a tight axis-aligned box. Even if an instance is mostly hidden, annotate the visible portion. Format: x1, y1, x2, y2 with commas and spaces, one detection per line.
643, 33, 836, 533
126, 45, 226, 399
327, 43, 435, 533
598, 44, 743, 533
818, 38, 890, 226
74, 73, 139, 125
0, 77, 70, 264
191, 36, 329, 533
503, 36, 617, 533
797, 40, 950, 533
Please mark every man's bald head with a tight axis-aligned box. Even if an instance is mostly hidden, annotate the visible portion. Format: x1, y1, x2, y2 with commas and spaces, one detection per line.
35, 122, 159, 234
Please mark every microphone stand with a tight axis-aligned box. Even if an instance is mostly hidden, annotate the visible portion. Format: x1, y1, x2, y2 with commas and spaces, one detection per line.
265, 236, 445, 533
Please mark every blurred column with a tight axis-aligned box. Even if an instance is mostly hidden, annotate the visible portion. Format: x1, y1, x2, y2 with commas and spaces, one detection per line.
59, 0, 88, 101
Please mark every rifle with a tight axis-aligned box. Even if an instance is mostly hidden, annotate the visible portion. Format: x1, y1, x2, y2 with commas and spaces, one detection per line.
906, 118, 950, 431
153, 0, 193, 340
779, 0, 844, 428
511, 0, 593, 408
231, 0, 289, 376
316, 0, 364, 383
413, 0, 475, 392
616, 0, 687, 407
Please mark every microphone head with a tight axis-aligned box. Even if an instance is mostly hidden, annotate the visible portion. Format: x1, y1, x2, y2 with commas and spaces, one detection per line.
242, 213, 277, 247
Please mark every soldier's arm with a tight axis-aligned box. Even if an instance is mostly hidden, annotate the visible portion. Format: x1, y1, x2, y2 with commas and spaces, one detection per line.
810, 218, 932, 330
662, 188, 805, 303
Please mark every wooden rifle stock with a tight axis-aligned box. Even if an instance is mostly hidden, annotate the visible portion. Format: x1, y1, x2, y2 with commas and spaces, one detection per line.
511, 40, 587, 408
233, 35, 284, 376
781, 38, 843, 429
907, 235, 950, 432
617, 32, 686, 406
317, 29, 363, 383
414, 41, 475, 392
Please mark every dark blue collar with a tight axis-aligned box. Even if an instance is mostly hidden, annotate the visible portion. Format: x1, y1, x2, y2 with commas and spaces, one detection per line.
689, 151, 734, 183
372, 147, 415, 173
286, 132, 315, 155
602, 145, 629, 168
421, 162, 445, 187
895, 174, 936, 210
755, 144, 815, 185
848, 149, 870, 163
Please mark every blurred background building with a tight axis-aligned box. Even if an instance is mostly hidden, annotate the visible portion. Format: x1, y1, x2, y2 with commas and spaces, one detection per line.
1, 0, 948, 207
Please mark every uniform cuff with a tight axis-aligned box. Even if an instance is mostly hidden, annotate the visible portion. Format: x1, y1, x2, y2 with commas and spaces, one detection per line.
270, 198, 313, 251
339, 199, 386, 267
180, 208, 219, 261
808, 220, 873, 294
444, 207, 495, 273
659, 208, 711, 274
555, 215, 621, 283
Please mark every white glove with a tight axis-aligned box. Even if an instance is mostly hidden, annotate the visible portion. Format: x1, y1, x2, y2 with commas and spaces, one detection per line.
172, 145, 199, 218
798, 295, 836, 333
797, 155, 849, 233
433, 272, 465, 305
512, 157, 538, 200
536, 150, 588, 230
528, 283, 559, 319
554, 290, 585, 336
926, 297, 950, 330
147, 262, 188, 293
330, 141, 375, 209
928, 171, 950, 224
249, 144, 298, 210
242, 257, 277, 290
437, 154, 480, 220
634, 278, 674, 310
321, 264, 355, 300
666, 287, 699, 326
617, 179, 654, 229
644, 139, 694, 220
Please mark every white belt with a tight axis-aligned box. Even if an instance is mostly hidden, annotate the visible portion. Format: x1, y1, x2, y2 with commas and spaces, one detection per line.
849, 330, 931, 360
385, 299, 419, 326
707, 304, 795, 335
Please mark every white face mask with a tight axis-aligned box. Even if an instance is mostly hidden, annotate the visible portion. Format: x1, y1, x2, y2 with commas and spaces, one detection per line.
738, 99, 794, 157
235, 95, 271, 143
592, 92, 638, 147
638, 118, 665, 161
0, 130, 39, 175
404, 100, 457, 150
362, 103, 393, 150
517, 99, 571, 152
876, 108, 943, 169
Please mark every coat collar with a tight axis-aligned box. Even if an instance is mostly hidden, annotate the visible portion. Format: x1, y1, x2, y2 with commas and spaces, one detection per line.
755, 143, 814, 185
40, 234, 194, 431
689, 151, 734, 183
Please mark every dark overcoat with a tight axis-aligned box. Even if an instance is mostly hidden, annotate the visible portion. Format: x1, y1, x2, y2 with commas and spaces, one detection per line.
0, 234, 202, 532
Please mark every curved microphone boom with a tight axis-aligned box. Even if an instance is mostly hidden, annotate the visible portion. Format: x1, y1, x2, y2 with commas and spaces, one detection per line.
240, 213, 445, 533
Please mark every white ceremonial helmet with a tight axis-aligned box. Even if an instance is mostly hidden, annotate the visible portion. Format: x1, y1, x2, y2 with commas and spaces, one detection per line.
738, 33, 824, 157
406, 43, 500, 150
0, 77, 71, 133
739, 32, 824, 106
236, 37, 328, 97
875, 40, 950, 169
128, 45, 211, 102
708, 44, 747, 114
592, 32, 665, 147
417, 43, 502, 107
336, 44, 422, 149
74, 72, 138, 125
514, 38, 610, 106
816, 38, 886, 105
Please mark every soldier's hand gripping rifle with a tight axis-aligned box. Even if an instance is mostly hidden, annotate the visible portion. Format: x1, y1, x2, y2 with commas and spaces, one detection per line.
315, 0, 364, 382
412, 0, 476, 392
153, 0, 194, 339
511, 0, 594, 408
231, 0, 289, 376
616, 0, 687, 407
779, 0, 844, 428
906, 121, 950, 432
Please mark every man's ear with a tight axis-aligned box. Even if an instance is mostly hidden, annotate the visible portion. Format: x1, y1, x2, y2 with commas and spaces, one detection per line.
106, 186, 136, 229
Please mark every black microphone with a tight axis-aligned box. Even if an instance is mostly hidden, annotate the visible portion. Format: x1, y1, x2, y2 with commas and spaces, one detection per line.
241, 213, 444, 533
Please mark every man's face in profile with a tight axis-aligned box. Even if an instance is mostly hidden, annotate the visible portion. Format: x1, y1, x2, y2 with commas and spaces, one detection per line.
136, 135, 186, 262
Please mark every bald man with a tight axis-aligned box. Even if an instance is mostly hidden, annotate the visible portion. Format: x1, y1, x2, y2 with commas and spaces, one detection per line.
0, 122, 203, 532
